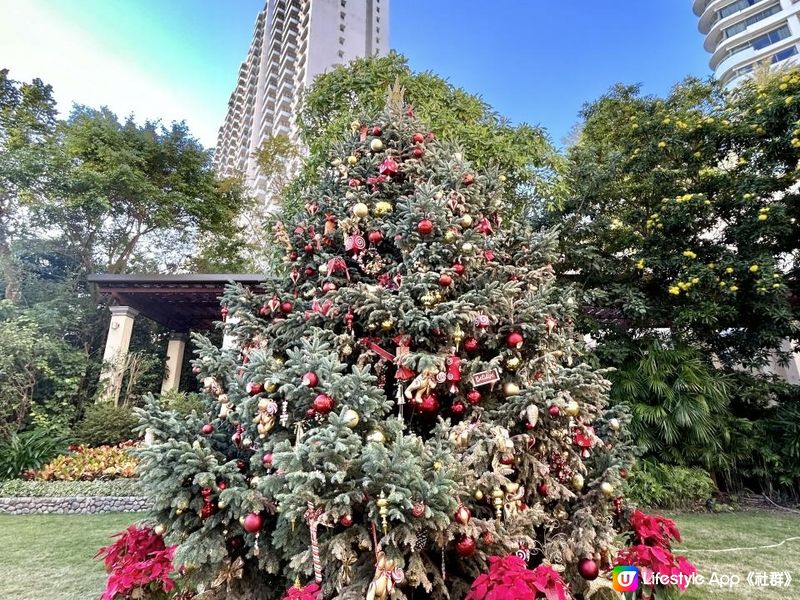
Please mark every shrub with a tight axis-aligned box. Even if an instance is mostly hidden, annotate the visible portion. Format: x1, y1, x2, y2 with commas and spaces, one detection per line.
0, 428, 67, 480
0, 478, 141, 497
36, 443, 138, 481
75, 403, 139, 447
160, 390, 204, 416
626, 459, 715, 509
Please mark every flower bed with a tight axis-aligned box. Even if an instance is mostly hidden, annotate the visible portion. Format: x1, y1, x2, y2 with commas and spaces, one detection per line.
33, 443, 138, 481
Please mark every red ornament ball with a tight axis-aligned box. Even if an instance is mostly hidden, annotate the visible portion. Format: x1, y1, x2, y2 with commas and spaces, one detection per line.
242, 512, 263, 533
451, 401, 466, 416
237, 459, 247, 472
288, 251, 298, 261
412, 132, 425, 144
261, 452, 273, 467
464, 337, 479, 353
200, 503, 215, 519
339, 514, 353, 527
304, 243, 314, 254
578, 558, 599, 581
220, 307, 229, 319
506, 331, 524, 349
499, 453, 514, 466
548, 405, 560, 417
201, 487, 213, 498
466, 389, 482, 405
411, 502, 426, 518
192, 366, 202, 375
417, 393, 439, 414
306, 408, 316, 418
281, 301, 293, 314
304, 266, 316, 277
411, 147, 424, 159
452, 262, 466, 276
217, 481, 227, 491
417, 219, 434, 235
455, 536, 477, 557
322, 282, 336, 292
302, 371, 319, 387
438, 273, 453, 287
368, 230, 383, 244
537, 482, 549, 497
247, 382, 263, 396
454, 505, 472, 525
462, 173, 475, 186
372, 126, 382, 136
619, 467, 629, 479
312, 393, 335, 414
201, 424, 214, 435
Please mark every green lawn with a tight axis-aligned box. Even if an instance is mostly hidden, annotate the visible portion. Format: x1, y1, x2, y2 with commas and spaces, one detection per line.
0, 510, 797, 599
0, 512, 136, 600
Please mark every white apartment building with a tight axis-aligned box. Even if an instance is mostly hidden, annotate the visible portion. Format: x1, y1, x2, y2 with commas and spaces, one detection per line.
694, 0, 800, 86
214, 0, 389, 204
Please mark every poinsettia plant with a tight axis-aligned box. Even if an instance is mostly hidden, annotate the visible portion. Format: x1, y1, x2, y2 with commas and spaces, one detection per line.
616, 510, 696, 599
282, 581, 320, 600
96, 524, 180, 600
466, 555, 569, 600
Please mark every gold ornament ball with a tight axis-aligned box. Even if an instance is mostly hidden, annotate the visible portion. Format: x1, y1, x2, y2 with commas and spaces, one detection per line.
374, 201, 393, 215
474, 489, 484, 501
600, 482, 614, 497
433, 461, 443, 470
503, 382, 521, 397
250, 476, 261, 487
461, 242, 474, 254
571, 473, 584, 491
609, 418, 621, 431
565, 400, 580, 417
444, 230, 457, 242
381, 320, 394, 331
376, 496, 389, 508
342, 408, 360, 428
154, 523, 166, 536
350, 120, 361, 131
347, 155, 358, 166
352, 202, 369, 218
370, 138, 384, 152
460, 214, 474, 227
367, 430, 386, 444
506, 357, 521, 370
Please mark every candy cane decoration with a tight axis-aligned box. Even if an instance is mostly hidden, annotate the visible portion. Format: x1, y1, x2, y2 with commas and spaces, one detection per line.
305, 501, 324, 583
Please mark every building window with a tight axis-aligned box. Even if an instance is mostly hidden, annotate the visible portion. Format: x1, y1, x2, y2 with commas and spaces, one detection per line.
751, 24, 791, 50
718, 0, 761, 20
340, 23, 345, 31
340, 11, 346, 19
376, 27, 380, 33
339, 36, 345, 45
338, 50, 344, 58
341, 0, 346, 5
723, 3, 781, 38
773, 45, 799, 62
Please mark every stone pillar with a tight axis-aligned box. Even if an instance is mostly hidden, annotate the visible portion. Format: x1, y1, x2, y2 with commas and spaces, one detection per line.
161, 333, 188, 394
98, 306, 138, 404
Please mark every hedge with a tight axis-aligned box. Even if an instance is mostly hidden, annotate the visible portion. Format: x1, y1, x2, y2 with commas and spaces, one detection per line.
0, 478, 142, 498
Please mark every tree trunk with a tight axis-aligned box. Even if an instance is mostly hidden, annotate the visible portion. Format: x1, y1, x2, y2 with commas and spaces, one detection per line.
0, 228, 20, 303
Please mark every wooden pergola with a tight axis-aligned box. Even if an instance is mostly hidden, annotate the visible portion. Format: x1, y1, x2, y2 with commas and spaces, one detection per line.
88, 273, 266, 402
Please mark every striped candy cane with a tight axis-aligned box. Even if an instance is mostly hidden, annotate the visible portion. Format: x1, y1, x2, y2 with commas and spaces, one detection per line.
305, 501, 323, 583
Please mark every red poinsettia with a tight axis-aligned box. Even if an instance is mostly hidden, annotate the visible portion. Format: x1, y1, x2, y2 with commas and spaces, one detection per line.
615, 545, 696, 591
466, 555, 569, 600
629, 510, 682, 547
282, 582, 320, 600
96, 525, 178, 600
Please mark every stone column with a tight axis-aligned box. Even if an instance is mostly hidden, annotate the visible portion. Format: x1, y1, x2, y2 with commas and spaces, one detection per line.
98, 306, 138, 404
161, 332, 188, 394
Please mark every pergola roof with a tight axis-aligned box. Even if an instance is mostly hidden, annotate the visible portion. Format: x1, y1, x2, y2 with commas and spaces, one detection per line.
88, 273, 268, 332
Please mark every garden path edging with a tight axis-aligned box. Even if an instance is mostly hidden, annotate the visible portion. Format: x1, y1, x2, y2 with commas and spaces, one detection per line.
0, 496, 150, 514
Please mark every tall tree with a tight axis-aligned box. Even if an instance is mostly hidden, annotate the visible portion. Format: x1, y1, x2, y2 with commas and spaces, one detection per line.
0, 69, 58, 302
548, 71, 800, 369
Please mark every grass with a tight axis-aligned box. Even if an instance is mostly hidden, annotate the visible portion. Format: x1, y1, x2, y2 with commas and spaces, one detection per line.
0, 510, 797, 599
671, 510, 800, 600
0, 512, 137, 600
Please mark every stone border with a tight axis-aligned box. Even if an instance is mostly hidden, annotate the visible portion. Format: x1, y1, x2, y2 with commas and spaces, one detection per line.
0, 496, 150, 514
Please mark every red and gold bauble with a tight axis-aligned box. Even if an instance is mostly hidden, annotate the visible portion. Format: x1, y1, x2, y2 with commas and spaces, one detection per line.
312, 393, 335, 414
506, 331, 524, 348
417, 219, 434, 235
242, 512, 263, 533
455, 536, 477, 557
578, 558, 599, 581
454, 505, 472, 525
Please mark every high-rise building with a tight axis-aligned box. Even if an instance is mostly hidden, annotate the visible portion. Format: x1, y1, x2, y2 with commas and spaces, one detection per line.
694, 0, 800, 86
214, 0, 389, 204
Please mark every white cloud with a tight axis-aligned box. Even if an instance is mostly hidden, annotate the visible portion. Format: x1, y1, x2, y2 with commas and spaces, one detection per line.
0, 0, 221, 147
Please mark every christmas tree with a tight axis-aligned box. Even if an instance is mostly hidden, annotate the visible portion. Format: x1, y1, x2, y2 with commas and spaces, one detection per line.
136, 93, 642, 600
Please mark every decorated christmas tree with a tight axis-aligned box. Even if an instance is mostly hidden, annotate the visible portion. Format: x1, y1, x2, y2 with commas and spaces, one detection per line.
135, 92, 685, 600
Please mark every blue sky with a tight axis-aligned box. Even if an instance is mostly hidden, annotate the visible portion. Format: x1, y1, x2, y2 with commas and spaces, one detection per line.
0, 0, 711, 147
